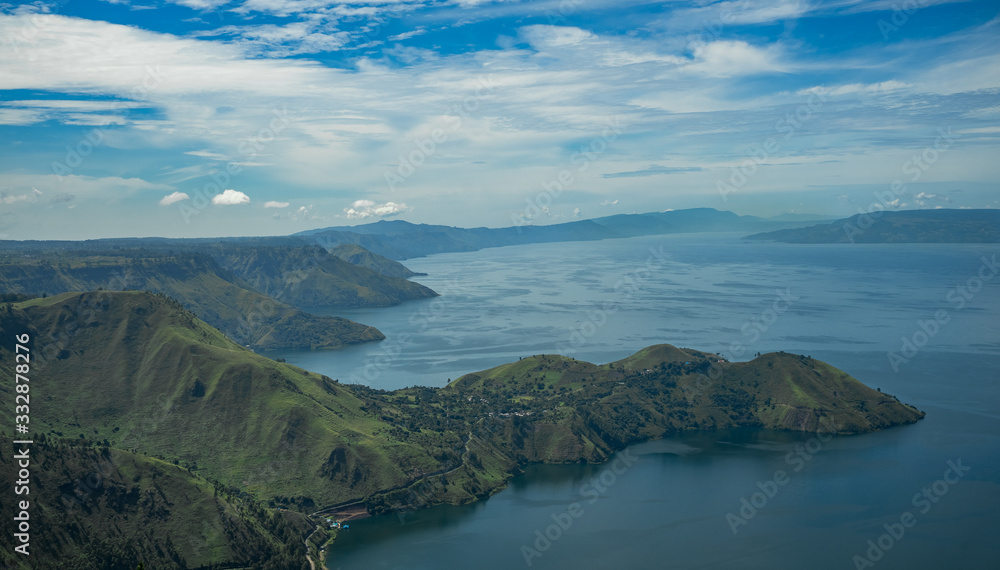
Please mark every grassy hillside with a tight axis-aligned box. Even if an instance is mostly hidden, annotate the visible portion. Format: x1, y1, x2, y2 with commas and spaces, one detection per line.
329, 243, 424, 278
0, 253, 383, 350
0, 293, 924, 562
0, 292, 441, 507
207, 244, 436, 307
0, 440, 311, 570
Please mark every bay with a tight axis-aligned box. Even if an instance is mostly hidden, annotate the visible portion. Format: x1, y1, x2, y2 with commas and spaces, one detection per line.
266, 233, 999, 570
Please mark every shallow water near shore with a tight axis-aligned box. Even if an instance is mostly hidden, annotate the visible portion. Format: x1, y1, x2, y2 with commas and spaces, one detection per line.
266, 233, 999, 569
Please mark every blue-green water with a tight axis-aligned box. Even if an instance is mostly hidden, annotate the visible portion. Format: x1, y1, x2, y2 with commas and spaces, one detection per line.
271, 233, 999, 569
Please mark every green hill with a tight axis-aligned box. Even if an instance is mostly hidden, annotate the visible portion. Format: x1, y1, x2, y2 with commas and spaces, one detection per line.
0, 293, 924, 564
0, 441, 312, 570
0, 292, 438, 506
329, 243, 425, 278
0, 253, 383, 350
208, 244, 436, 307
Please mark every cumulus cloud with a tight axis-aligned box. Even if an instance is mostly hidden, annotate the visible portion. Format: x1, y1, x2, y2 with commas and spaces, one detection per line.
159, 191, 190, 206
915, 191, 951, 207
685, 40, 784, 77
264, 200, 290, 208
601, 199, 619, 206
344, 199, 411, 220
212, 189, 250, 205
271, 203, 316, 221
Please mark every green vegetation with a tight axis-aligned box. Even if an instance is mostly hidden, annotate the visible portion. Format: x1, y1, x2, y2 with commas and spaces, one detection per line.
0, 253, 384, 350
208, 243, 436, 307
329, 243, 425, 278
0, 438, 311, 570
0, 291, 924, 567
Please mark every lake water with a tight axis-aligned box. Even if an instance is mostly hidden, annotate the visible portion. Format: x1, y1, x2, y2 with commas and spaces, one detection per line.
273, 233, 1000, 569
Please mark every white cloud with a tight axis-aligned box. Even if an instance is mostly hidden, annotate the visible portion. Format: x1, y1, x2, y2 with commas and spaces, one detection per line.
0, 108, 46, 126
685, 40, 785, 77
957, 126, 1000, 135
212, 189, 251, 205
798, 80, 910, 97
520, 25, 596, 49
264, 200, 290, 208
2, 193, 35, 204
601, 199, 619, 206
168, 0, 229, 9
0, 174, 171, 196
0, 9, 997, 236
344, 199, 411, 220
271, 203, 317, 221
159, 191, 190, 206
388, 28, 426, 41
914, 192, 951, 207
199, 21, 350, 57
186, 149, 229, 160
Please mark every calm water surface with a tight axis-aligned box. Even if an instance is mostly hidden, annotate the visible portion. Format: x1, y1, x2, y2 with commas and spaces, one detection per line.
267, 233, 999, 570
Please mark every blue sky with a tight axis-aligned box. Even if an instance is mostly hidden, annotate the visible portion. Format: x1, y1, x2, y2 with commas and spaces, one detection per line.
0, 0, 998, 239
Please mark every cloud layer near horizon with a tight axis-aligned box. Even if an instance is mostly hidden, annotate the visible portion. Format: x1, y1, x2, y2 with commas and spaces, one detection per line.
0, 0, 998, 239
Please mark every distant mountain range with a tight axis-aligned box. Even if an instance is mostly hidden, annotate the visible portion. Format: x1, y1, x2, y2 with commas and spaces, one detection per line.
745, 209, 1000, 243
294, 208, 828, 259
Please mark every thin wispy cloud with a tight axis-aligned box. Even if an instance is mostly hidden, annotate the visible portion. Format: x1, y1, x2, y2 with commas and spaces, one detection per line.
603, 166, 705, 179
